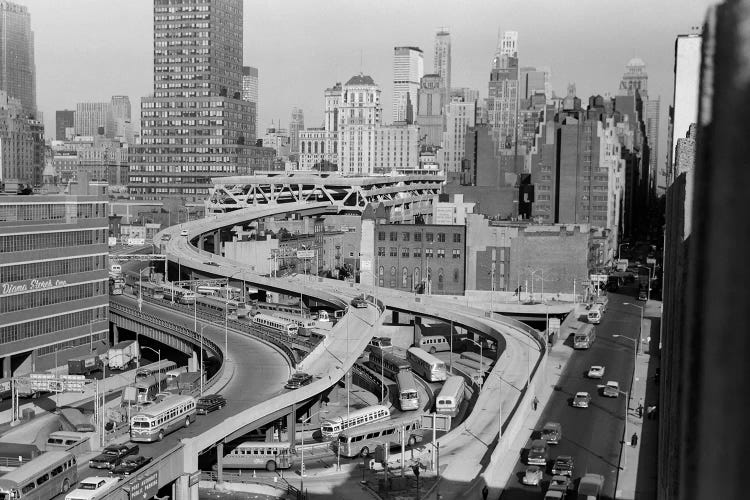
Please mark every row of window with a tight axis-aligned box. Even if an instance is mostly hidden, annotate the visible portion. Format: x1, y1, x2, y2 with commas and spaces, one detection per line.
36, 332, 103, 356
0, 203, 106, 223
376, 266, 461, 290
377, 247, 461, 259
0, 306, 107, 345
377, 231, 462, 243
0, 230, 107, 254
0, 254, 107, 283
0, 281, 107, 314
19, 458, 76, 495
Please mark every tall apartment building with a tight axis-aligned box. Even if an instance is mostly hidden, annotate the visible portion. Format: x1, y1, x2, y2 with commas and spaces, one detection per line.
392, 46, 423, 124
442, 97, 476, 173
0, 91, 40, 185
668, 35, 702, 186
75, 102, 110, 137
487, 31, 520, 151
289, 107, 304, 154
434, 29, 451, 91
0, 191, 109, 376
0, 1, 36, 116
55, 110, 75, 141
129, 0, 254, 202
416, 74, 445, 148
242, 66, 259, 140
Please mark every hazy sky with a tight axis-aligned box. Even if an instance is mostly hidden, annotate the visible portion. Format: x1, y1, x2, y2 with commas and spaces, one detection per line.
25, 0, 714, 167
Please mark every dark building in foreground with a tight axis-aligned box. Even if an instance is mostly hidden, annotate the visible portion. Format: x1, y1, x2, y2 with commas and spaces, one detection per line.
0, 190, 109, 377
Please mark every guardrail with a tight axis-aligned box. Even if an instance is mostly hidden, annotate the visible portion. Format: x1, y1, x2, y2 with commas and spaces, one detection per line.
199, 470, 303, 497
352, 362, 390, 406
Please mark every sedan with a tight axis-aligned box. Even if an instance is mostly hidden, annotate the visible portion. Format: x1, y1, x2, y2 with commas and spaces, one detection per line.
197, 394, 227, 415
587, 365, 605, 379
572, 392, 591, 408
521, 465, 543, 486
602, 381, 620, 398
285, 372, 313, 389
89, 443, 139, 470
110, 456, 153, 477
551, 456, 574, 477
351, 298, 368, 308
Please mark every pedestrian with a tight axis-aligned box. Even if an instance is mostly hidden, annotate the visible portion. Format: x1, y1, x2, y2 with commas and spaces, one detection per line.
637, 405, 643, 418
631, 433, 638, 447
482, 484, 489, 500
532, 396, 539, 411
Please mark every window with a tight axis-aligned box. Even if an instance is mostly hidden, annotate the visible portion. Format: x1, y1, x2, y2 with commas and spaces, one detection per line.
402, 267, 408, 287
437, 249, 445, 258
453, 233, 462, 243
402, 232, 410, 242
390, 232, 398, 241
402, 248, 409, 258
426, 233, 434, 242
452, 249, 461, 259
390, 247, 397, 257
437, 233, 446, 242
378, 231, 385, 241
390, 266, 397, 287
378, 247, 385, 257
413, 248, 421, 258
414, 232, 422, 242
426, 248, 433, 258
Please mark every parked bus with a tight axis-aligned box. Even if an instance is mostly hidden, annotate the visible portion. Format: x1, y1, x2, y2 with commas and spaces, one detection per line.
587, 303, 604, 324
336, 416, 423, 458
0, 451, 77, 500
130, 394, 197, 442
435, 376, 465, 417
272, 313, 317, 336
367, 349, 411, 380
417, 335, 451, 354
135, 360, 178, 382
251, 313, 298, 336
58, 407, 95, 433
196, 295, 239, 318
135, 280, 164, 300
574, 324, 597, 349
396, 370, 419, 411
320, 405, 391, 439
406, 347, 448, 382
220, 441, 293, 472
134, 373, 168, 403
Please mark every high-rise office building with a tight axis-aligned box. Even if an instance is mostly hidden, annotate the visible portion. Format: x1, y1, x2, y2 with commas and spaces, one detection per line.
242, 66, 258, 140
109, 95, 131, 141
442, 97, 477, 173
392, 47, 423, 124
339, 75, 382, 174
130, 0, 254, 202
289, 107, 304, 154
0, 1, 36, 116
56, 110, 75, 141
0, 90, 38, 184
75, 102, 109, 137
434, 29, 451, 90
487, 30, 520, 151
416, 74, 445, 148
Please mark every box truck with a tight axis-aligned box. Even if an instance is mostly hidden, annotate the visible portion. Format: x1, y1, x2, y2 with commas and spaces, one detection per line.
107, 340, 140, 370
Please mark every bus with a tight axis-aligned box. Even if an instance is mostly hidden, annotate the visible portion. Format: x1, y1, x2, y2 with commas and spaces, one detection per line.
251, 313, 298, 336
58, 407, 95, 433
250, 300, 310, 318
108, 276, 125, 295
367, 349, 411, 380
130, 394, 197, 442
417, 335, 450, 354
435, 376, 465, 417
135, 360, 178, 382
0, 451, 77, 500
320, 405, 391, 439
165, 367, 189, 389
587, 304, 604, 324
336, 416, 423, 458
220, 442, 293, 472
134, 373, 168, 403
574, 324, 596, 349
136, 281, 164, 300
406, 347, 448, 382
272, 313, 317, 336
396, 370, 419, 411
196, 295, 239, 318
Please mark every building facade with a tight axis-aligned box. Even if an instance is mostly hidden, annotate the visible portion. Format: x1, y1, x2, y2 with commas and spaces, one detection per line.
129, 0, 254, 202
55, 110, 75, 141
416, 74, 445, 149
0, 1, 35, 116
109, 95, 132, 141
392, 46, 423, 124
0, 91, 42, 186
289, 107, 304, 154
487, 31, 520, 151
75, 102, 110, 137
0, 192, 109, 376
433, 30, 451, 91
241, 65, 258, 141
441, 97, 476, 173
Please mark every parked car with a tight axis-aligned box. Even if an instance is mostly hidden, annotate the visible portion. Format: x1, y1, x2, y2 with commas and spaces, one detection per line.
351, 297, 368, 308
578, 473, 605, 499
551, 456, 574, 476
587, 365, 605, 379
541, 422, 562, 445
197, 394, 227, 415
603, 381, 620, 398
110, 455, 153, 477
65, 477, 119, 500
572, 392, 591, 408
522, 465, 543, 485
89, 443, 140, 470
545, 475, 573, 499
527, 439, 549, 466
180, 229, 188, 237
285, 372, 313, 389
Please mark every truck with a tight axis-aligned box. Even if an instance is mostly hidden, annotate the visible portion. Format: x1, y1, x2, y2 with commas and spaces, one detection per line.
67, 354, 103, 376
107, 340, 140, 370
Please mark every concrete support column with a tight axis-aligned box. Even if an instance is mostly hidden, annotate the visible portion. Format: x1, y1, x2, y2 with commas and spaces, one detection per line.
216, 442, 224, 485
174, 474, 197, 500
198, 234, 205, 250
2, 356, 10, 379
392, 311, 400, 324
213, 230, 221, 256
287, 405, 297, 448
112, 324, 120, 345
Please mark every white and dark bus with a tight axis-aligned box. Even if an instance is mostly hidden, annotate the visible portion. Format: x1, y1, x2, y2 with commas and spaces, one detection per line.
435, 375, 465, 417
0, 451, 77, 500
220, 442, 294, 472
406, 347, 448, 382
396, 370, 419, 411
130, 394, 197, 442
368, 349, 411, 380
336, 416, 423, 458
251, 313, 298, 336
320, 405, 391, 439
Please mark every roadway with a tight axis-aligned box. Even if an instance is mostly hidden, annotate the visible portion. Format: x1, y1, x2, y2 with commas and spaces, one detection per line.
500, 287, 642, 500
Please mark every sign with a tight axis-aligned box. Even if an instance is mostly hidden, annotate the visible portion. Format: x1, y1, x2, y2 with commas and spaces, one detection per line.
421, 414, 452, 431
296, 250, 315, 259
548, 318, 561, 334
1, 278, 69, 296
188, 471, 201, 487
129, 471, 158, 500
589, 274, 608, 283
646, 258, 656, 265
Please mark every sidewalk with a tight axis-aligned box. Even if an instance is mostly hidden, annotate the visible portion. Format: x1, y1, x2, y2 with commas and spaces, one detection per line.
615, 302, 661, 500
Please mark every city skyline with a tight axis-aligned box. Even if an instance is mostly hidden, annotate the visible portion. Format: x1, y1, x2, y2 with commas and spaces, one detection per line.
24, 0, 713, 147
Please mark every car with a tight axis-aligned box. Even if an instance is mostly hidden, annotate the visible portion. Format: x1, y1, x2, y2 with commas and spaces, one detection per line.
89, 443, 140, 470
527, 439, 549, 466
638, 290, 648, 301
65, 476, 120, 500
180, 229, 188, 237
603, 381, 620, 398
541, 422, 562, 445
197, 394, 227, 415
110, 455, 153, 477
551, 456, 574, 476
572, 392, 591, 408
549, 474, 573, 492
578, 473, 604, 499
521, 465, 543, 485
587, 365, 605, 379
203, 261, 219, 266
284, 372, 313, 389
351, 297, 368, 308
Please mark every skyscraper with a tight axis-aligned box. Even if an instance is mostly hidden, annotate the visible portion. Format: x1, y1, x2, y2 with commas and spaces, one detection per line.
416, 74, 445, 148
55, 110, 75, 141
130, 0, 253, 202
75, 102, 109, 137
110, 95, 131, 141
392, 47, 423, 124
487, 30, 520, 151
241, 66, 258, 143
289, 107, 304, 154
0, 1, 36, 116
434, 29, 451, 90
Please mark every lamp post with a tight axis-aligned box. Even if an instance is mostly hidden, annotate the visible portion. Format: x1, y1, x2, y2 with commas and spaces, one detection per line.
622, 303, 644, 354
466, 338, 483, 386
300, 409, 328, 490
613, 333, 638, 451
492, 372, 525, 438
197, 323, 207, 396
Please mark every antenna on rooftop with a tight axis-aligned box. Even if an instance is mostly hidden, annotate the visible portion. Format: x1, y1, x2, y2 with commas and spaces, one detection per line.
360, 49, 363, 74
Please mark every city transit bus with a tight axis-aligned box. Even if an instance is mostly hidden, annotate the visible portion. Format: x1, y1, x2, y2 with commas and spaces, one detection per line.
0, 451, 77, 500
406, 347, 447, 382
320, 405, 391, 439
396, 370, 419, 411
130, 394, 197, 442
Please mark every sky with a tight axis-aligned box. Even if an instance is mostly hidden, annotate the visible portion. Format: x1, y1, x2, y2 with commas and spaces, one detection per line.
24, 0, 715, 174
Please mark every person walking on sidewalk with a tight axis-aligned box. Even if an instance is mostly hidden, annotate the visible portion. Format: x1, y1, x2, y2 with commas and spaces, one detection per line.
532, 396, 539, 411
631, 433, 638, 447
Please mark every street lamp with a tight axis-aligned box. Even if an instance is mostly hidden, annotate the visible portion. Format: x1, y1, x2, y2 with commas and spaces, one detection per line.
613, 333, 638, 450
465, 338, 483, 386
138, 267, 148, 312
622, 303, 644, 354
492, 372, 525, 438
141, 346, 161, 375
299, 409, 328, 489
